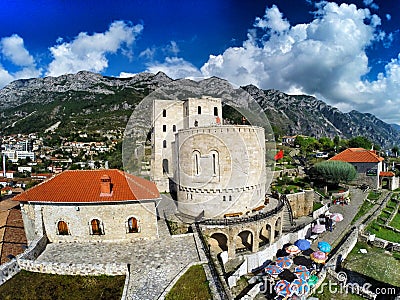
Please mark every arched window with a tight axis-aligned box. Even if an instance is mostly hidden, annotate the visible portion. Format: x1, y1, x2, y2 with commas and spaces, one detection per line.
197, 106, 201, 114
128, 217, 139, 233
193, 151, 200, 175
91, 219, 103, 235
162, 109, 166, 117
163, 140, 167, 148
162, 159, 169, 174
57, 221, 69, 235
210, 150, 219, 176
214, 107, 218, 116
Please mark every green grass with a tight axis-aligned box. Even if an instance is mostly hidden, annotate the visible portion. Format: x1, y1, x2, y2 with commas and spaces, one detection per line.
366, 221, 400, 243
344, 242, 400, 287
351, 200, 375, 225
313, 202, 324, 211
165, 265, 211, 300
389, 212, 400, 229
367, 191, 381, 201
0, 270, 125, 300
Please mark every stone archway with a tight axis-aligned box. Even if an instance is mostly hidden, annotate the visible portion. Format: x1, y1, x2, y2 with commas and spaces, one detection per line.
209, 232, 229, 254
381, 177, 390, 189
259, 223, 271, 247
235, 230, 253, 253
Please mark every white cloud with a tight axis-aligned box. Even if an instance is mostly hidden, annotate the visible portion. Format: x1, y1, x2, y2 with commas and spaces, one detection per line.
146, 57, 201, 79
119, 72, 136, 78
46, 20, 143, 76
0, 34, 35, 67
0, 34, 41, 87
363, 0, 379, 10
198, 2, 400, 124
386, 14, 391, 21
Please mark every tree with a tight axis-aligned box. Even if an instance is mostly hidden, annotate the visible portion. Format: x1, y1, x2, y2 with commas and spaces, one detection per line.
348, 136, 372, 150
313, 160, 357, 186
319, 137, 334, 151
392, 146, 399, 157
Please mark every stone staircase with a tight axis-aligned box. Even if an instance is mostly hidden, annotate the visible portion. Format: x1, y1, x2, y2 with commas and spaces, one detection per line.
281, 196, 295, 231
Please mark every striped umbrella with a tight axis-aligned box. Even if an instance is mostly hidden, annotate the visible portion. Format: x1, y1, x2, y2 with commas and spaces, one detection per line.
308, 274, 319, 287
275, 280, 292, 298
275, 256, 293, 269
286, 244, 301, 255
310, 251, 327, 264
294, 239, 311, 251
294, 265, 310, 280
265, 264, 284, 277
290, 278, 310, 296
330, 213, 344, 222
318, 241, 332, 253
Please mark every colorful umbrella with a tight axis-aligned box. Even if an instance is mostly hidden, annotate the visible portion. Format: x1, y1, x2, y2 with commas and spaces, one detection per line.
330, 213, 344, 222
265, 264, 283, 277
312, 224, 326, 234
275, 280, 292, 298
310, 251, 327, 264
286, 244, 301, 255
294, 265, 310, 280
318, 241, 331, 253
290, 278, 310, 296
308, 274, 319, 287
275, 256, 293, 269
294, 239, 311, 251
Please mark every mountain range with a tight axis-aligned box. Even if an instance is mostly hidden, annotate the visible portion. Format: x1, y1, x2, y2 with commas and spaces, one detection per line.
0, 71, 399, 148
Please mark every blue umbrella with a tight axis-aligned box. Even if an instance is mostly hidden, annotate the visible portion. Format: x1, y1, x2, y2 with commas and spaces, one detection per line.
294, 239, 311, 251
290, 278, 310, 296
265, 264, 284, 277
318, 241, 331, 253
275, 256, 293, 269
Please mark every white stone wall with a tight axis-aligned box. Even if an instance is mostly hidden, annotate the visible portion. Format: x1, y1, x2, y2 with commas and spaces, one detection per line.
22, 201, 158, 243
175, 126, 266, 218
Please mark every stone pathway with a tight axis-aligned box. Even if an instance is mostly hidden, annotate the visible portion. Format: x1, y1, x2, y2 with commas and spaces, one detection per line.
36, 218, 200, 300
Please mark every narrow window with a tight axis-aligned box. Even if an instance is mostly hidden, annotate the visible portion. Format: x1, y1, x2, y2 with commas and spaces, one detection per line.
172, 125, 176, 132
163, 140, 167, 148
162, 159, 169, 173
195, 153, 199, 175
128, 217, 139, 233
223, 196, 226, 201
198, 106, 201, 114
214, 107, 218, 116
163, 125, 166, 132
57, 221, 69, 235
229, 195, 232, 201
91, 219, 103, 235
212, 153, 216, 175
162, 109, 166, 117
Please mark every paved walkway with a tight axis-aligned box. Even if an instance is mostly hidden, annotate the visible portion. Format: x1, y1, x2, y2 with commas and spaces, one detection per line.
36, 218, 200, 300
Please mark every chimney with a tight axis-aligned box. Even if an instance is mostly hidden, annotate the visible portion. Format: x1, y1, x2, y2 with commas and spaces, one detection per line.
100, 174, 112, 195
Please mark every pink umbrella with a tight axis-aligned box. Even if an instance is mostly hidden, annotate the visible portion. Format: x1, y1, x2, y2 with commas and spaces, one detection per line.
312, 224, 326, 234
286, 245, 301, 255
330, 213, 344, 222
310, 251, 327, 264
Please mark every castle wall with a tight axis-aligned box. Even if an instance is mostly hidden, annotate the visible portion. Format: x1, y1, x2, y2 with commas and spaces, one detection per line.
21, 201, 158, 243
285, 190, 314, 218
175, 126, 266, 218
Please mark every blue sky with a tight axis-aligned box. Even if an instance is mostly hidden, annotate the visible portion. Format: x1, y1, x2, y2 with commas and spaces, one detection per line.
1, 0, 400, 125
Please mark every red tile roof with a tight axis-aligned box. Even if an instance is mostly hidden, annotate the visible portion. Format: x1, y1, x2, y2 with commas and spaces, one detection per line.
329, 148, 384, 163
13, 169, 160, 203
380, 171, 395, 177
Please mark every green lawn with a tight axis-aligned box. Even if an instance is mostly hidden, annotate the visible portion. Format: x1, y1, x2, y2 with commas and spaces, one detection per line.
313, 202, 324, 211
389, 212, 400, 229
0, 270, 125, 300
367, 191, 381, 201
165, 265, 211, 300
351, 200, 374, 225
344, 242, 400, 287
366, 221, 400, 243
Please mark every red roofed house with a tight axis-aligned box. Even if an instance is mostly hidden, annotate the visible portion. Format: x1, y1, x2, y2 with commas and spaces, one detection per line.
330, 148, 399, 190
13, 170, 161, 243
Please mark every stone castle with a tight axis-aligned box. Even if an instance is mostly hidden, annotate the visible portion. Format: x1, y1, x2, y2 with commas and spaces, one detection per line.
151, 96, 266, 218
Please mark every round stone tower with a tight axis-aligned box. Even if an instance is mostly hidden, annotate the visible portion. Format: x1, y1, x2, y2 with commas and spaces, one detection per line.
174, 125, 266, 218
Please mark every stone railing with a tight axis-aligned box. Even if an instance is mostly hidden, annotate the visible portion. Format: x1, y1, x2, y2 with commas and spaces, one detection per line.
358, 231, 400, 252
200, 200, 284, 226
0, 258, 20, 286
